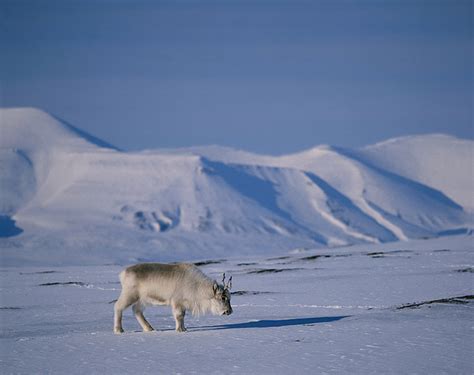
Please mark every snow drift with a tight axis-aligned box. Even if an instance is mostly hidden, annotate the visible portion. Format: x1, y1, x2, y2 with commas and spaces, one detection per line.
0, 108, 472, 265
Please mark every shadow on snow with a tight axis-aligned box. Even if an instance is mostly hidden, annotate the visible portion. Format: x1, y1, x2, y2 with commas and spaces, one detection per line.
0, 215, 23, 238
195, 315, 349, 331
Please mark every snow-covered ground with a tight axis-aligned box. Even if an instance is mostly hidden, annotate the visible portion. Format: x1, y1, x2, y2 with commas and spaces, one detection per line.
1, 235, 472, 374
1, 107, 473, 372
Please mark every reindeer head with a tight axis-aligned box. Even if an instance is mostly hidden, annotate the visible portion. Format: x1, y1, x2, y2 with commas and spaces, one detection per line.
211, 273, 233, 316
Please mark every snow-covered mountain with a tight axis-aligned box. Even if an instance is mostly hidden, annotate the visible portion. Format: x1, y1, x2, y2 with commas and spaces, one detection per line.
0, 108, 472, 265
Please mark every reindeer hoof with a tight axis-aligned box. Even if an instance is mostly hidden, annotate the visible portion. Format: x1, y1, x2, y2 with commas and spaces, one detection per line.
114, 328, 124, 334
176, 327, 187, 333
143, 327, 154, 332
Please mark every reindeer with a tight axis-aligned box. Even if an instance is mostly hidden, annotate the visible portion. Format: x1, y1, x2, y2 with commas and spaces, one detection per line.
113, 263, 233, 334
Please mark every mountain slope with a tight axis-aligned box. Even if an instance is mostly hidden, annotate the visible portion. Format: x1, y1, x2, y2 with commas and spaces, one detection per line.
276, 145, 468, 240
0, 107, 116, 214
358, 134, 474, 210
0, 108, 472, 265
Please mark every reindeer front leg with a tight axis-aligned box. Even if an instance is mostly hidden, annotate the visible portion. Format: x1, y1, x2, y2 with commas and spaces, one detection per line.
172, 303, 187, 332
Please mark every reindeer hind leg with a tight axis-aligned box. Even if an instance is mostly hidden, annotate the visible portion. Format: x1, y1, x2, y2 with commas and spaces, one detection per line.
133, 303, 154, 332
114, 292, 137, 334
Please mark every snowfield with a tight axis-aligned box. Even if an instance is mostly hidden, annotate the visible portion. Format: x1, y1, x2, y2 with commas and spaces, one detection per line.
0, 108, 473, 373
1, 236, 473, 374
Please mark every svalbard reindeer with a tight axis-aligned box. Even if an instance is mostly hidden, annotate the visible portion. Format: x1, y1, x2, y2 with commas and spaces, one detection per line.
114, 263, 233, 334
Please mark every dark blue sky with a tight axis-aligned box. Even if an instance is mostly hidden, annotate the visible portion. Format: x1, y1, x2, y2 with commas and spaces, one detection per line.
1, 0, 472, 154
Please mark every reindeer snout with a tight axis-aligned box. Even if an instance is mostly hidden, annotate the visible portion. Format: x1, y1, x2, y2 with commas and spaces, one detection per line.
223, 307, 233, 315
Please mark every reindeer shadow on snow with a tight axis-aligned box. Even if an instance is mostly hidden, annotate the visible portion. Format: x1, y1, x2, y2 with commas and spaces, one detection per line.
193, 315, 349, 331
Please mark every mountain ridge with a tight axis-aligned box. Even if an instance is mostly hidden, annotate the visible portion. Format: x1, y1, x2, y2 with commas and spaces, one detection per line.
0, 107, 472, 266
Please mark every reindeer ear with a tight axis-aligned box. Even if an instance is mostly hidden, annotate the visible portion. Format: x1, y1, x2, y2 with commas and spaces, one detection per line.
227, 276, 232, 291
213, 281, 218, 294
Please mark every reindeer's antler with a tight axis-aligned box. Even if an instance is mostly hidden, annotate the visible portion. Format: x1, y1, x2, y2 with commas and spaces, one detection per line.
221, 273, 232, 290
